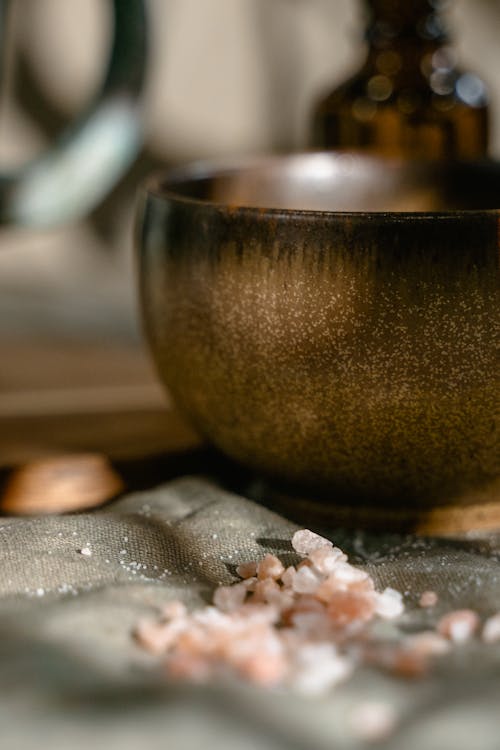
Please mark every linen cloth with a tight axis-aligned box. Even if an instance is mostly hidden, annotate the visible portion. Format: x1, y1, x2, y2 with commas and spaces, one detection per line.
1, 476, 499, 750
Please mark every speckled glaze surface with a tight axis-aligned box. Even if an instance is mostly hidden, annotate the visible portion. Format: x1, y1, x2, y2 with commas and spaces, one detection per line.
137, 154, 499, 520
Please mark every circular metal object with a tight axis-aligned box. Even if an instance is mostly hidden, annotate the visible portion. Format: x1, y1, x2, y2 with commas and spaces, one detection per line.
137, 153, 499, 525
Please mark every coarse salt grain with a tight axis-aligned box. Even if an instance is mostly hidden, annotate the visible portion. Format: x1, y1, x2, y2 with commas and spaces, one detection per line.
135, 619, 185, 654
437, 609, 479, 643
236, 561, 258, 579
375, 588, 404, 620
213, 583, 247, 612
419, 590, 438, 608
253, 578, 282, 605
242, 576, 258, 592
292, 565, 322, 595
257, 554, 285, 581
482, 613, 500, 644
291, 529, 332, 556
349, 701, 397, 743
308, 545, 347, 575
406, 631, 451, 657
292, 644, 353, 695
281, 566, 296, 589
79, 546, 92, 557
161, 601, 187, 621
331, 562, 369, 586
327, 590, 376, 627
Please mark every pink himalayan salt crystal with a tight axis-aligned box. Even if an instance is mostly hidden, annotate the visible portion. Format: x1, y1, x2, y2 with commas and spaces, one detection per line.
242, 576, 258, 592
349, 701, 398, 742
297, 559, 314, 570
308, 545, 347, 575
384, 632, 448, 678
135, 618, 185, 654
365, 642, 428, 679
213, 582, 247, 612
166, 652, 212, 683
252, 578, 283, 605
315, 568, 372, 603
233, 602, 281, 627
419, 590, 438, 608
331, 562, 369, 586
237, 651, 288, 687
291, 610, 331, 636
281, 566, 297, 589
161, 600, 187, 621
282, 594, 325, 626
375, 588, 404, 620
257, 553, 285, 581
221, 622, 281, 660
482, 613, 500, 644
327, 590, 377, 627
437, 609, 480, 643
192, 605, 231, 629
135, 528, 415, 696
349, 576, 376, 595
405, 631, 451, 657
389, 648, 430, 679
291, 529, 332, 556
315, 576, 344, 604
175, 625, 214, 656
292, 565, 322, 594
291, 643, 353, 695
236, 561, 258, 579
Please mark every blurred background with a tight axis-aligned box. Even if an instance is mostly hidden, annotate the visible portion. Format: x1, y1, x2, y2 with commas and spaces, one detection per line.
1, 0, 499, 463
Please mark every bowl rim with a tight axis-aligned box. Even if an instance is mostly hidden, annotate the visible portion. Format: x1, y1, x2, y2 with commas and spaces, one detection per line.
143, 151, 500, 221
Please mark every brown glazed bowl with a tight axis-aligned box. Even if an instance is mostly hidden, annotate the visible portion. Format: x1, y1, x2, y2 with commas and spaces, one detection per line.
137, 153, 499, 531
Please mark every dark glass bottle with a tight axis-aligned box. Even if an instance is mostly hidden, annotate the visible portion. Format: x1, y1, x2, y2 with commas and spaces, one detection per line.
311, 0, 489, 159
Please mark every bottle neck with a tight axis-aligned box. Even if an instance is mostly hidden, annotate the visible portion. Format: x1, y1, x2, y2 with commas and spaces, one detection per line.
362, 0, 455, 84
364, 0, 450, 42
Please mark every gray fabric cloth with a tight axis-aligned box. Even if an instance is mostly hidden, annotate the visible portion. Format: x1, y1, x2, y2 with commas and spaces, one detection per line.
1, 476, 499, 750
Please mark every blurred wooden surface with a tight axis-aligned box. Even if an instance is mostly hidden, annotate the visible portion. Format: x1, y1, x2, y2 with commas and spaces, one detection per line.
0, 335, 201, 469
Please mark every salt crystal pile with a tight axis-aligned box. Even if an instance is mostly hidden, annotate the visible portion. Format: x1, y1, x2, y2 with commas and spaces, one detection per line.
134, 528, 483, 698
135, 529, 409, 694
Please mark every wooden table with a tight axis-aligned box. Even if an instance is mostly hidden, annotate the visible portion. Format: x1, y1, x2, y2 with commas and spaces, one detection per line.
0, 334, 201, 474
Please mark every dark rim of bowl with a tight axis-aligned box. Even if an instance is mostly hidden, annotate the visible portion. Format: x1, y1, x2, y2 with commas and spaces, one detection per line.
143, 153, 500, 220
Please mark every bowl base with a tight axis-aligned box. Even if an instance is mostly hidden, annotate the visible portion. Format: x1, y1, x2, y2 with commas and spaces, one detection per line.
246, 480, 500, 536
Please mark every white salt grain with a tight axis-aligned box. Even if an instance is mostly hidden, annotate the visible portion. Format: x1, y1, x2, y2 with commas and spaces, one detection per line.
292, 643, 353, 695
79, 547, 92, 557
482, 613, 500, 644
291, 529, 332, 556
331, 562, 369, 585
292, 566, 322, 594
308, 545, 347, 575
437, 610, 479, 643
349, 701, 397, 743
375, 588, 404, 619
